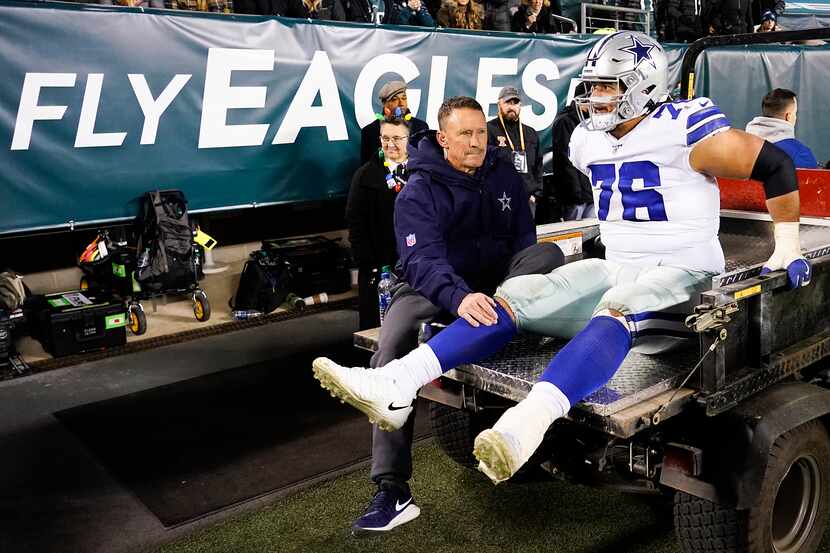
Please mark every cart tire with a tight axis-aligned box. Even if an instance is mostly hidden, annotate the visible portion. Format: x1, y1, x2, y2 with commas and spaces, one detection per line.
80, 277, 90, 291
128, 304, 147, 336
674, 420, 830, 553
193, 291, 211, 322
430, 401, 491, 468
429, 402, 550, 481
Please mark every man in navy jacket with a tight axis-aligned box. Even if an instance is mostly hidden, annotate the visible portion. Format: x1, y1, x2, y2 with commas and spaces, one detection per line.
344, 96, 563, 536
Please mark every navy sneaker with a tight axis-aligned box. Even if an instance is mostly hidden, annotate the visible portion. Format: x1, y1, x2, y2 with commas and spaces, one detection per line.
351, 482, 421, 536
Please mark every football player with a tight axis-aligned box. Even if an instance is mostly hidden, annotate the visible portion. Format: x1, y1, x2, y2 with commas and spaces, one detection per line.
312, 31, 810, 485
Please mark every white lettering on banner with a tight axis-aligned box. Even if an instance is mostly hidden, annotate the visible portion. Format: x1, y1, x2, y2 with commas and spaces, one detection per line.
425, 56, 448, 130
199, 48, 273, 149
475, 58, 518, 120
75, 74, 127, 148
11, 73, 76, 151
7, 56, 562, 151
274, 51, 348, 145
129, 74, 192, 145
521, 58, 559, 130
353, 53, 422, 129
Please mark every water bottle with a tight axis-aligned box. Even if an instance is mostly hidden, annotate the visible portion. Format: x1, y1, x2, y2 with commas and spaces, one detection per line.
232, 309, 263, 321
377, 266, 393, 324
303, 292, 329, 306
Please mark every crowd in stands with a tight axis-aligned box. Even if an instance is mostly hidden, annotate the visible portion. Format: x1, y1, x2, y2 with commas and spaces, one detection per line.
71, 0, 830, 48
655, 0, 820, 42
80, 0, 572, 31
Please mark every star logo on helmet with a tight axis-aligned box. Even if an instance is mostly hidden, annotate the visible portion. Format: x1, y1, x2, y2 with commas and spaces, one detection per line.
620, 35, 655, 69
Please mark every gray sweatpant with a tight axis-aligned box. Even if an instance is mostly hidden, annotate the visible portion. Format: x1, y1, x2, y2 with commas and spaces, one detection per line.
369, 242, 565, 485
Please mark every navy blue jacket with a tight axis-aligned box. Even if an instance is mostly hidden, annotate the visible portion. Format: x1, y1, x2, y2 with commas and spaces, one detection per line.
394, 132, 535, 314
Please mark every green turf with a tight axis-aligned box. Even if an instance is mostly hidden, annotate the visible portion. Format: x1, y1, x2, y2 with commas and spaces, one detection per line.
152, 441, 693, 553
153, 440, 830, 553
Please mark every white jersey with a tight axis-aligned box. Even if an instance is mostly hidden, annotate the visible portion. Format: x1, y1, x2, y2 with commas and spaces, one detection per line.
569, 96, 730, 274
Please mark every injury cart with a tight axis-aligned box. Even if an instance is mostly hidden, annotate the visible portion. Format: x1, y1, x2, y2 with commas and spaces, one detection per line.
356, 168, 830, 552
354, 27, 830, 549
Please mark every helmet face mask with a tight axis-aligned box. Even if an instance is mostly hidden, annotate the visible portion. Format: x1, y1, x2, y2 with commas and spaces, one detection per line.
574, 77, 626, 131
577, 31, 669, 132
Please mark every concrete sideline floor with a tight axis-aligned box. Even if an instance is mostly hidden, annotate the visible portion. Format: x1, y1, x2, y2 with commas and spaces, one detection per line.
0, 308, 359, 553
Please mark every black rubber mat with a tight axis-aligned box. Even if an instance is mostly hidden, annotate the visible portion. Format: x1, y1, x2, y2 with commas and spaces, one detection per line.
56, 342, 431, 527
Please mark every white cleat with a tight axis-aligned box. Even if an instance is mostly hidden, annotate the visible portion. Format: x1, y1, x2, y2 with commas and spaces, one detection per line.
312, 357, 416, 431
473, 391, 560, 484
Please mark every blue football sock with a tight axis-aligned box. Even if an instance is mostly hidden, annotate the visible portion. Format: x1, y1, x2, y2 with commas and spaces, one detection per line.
539, 316, 632, 405
428, 303, 517, 372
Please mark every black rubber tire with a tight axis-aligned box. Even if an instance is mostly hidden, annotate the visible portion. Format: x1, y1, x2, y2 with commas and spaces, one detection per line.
674, 420, 830, 553
429, 401, 497, 469
193, 291, 211, 322
428, 401, 552, 481
128, 304, 147, 336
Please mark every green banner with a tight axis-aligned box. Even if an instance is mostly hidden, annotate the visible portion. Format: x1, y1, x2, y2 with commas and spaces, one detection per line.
694, 44, 830, 166
0, 0, 690, 235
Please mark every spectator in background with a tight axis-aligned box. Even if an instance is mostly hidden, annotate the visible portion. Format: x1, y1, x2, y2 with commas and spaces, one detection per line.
745, 88, 819, 168
702, 0, 752, 34
511, 0, 561, 32
388, 0, 436, 25
754, 9, 778, 31
361, 81, 429, 163
752, 0, 784, 26
437, 0, 483, 29
233, 0, 273, 13
342, 0, 374, 21
487, 86, 543, 217
346, 115, 412, 330
169, 0, 232, 10
753, 10, 825, 43
282, 0, 345, 19
99, 0, 165, 7
656, 0, 702, 42
550, 84, 594, 220
484, 0, 512, 31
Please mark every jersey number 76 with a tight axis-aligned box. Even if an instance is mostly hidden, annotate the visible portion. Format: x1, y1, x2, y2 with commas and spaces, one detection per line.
588, 161, 668, 222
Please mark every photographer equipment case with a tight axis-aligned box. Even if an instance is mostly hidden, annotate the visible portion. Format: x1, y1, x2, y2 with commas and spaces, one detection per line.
261, 236, 351, 297
28, 291, 127, 357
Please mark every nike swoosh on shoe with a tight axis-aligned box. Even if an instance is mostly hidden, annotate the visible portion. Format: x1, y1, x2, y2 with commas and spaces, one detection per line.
395, 498, 412, 512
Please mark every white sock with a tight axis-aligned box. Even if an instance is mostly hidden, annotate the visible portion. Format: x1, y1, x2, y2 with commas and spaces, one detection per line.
526, 381, 571, 422
377, 344, 443, 397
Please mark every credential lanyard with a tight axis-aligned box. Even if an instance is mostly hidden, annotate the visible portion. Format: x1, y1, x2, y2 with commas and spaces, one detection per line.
498, 111, 525, 152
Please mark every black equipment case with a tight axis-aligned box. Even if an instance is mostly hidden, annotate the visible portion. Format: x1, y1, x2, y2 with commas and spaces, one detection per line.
261, 236, 351, 297
28, 291, 127, 357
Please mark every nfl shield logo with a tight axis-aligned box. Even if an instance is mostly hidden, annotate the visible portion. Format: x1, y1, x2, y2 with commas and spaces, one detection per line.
406, 233, 417, 247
